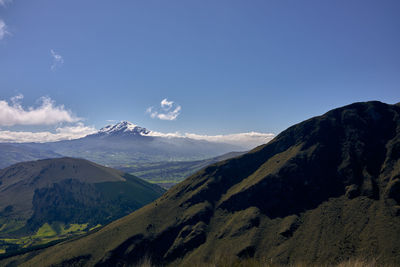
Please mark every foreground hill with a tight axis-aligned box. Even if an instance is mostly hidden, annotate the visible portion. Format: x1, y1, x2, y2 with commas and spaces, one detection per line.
3, 101, 400, 266
0, 158, 164, 254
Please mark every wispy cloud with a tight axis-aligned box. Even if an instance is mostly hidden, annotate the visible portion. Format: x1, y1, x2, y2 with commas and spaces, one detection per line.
148, 131, 275, 149
0, 0, 12, 7
147, 98, 181, 121
0, 94, 80, 126
0, 19, 9, 40
50, 49, 64, 71
0, 123, 97, 143
161, 98, 173, 110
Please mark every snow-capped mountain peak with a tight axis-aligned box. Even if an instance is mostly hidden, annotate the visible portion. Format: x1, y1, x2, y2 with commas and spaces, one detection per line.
98, 121, 150, 136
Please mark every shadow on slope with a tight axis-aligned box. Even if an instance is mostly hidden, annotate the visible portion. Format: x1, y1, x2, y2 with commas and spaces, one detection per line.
3, 101, 400, 266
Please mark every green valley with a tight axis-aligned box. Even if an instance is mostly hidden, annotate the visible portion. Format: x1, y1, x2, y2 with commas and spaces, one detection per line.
115, 151, 245, 188
4, 101, 400, 266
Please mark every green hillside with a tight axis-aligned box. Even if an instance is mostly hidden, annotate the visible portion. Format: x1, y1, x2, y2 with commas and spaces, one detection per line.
2, 101, 400, 266
0, 158, 164, 255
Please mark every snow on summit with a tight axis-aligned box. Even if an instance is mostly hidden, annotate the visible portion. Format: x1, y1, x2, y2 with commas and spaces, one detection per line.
98, 121, 150, 136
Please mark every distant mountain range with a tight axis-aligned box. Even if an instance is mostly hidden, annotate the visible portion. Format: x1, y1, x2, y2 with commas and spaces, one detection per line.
0, 157, 164, 254
5, 101, 400, 266
0, 121, 245, 169
0, 143, 62, 169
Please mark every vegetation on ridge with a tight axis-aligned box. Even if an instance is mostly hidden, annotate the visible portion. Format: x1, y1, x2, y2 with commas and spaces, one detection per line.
0, 158, 165, 255
1, 101, 400, 267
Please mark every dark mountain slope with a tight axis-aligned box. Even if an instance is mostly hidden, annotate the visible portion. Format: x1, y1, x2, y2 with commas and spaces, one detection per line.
0, 158, 164, 244
4, 101, 400, 266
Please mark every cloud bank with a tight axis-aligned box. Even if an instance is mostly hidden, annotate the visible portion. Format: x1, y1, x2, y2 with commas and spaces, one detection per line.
50, 49, 64, 70
0, 123, 97, 143
147, 98, 181, 120
148, 131, 275, 150
0, 95, 274, 148
0, 127, 275, 148
0, 95, 79, 126
0, 19, 8, 40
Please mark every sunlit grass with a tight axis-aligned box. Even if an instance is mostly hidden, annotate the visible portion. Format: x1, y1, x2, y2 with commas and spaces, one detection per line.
89, 224, 102, 231
61, 223, 89, 234
0, 222, 96, 253
34, 223, 57, 238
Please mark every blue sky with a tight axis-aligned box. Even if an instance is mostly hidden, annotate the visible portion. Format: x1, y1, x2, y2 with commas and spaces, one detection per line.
0, 0, 399, 144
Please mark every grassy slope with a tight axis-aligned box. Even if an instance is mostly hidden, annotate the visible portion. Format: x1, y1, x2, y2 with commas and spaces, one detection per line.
3, 101, 400, 266
0, 157, 125, 234
0, 158, 165, 255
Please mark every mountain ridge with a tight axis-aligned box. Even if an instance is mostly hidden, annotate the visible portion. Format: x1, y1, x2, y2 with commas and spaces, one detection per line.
0, 144, 62, 169
0, 157, 165, 254
3, 101, 400, 266
0, 121, 270, 170
0, 122, 246, 168
94, 121, 150, 137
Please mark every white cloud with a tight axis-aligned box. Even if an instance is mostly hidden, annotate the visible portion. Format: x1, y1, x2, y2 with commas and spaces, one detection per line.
147, 98, 182, 121
11, 94, 23, 103
0, 95, 80, 126
0, 123, 97, 143
161, 98, 173, 110
55, 122, 97, 137
148, 131, 275, 150
50, 49, 64, 71
0, 19, 9, 40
